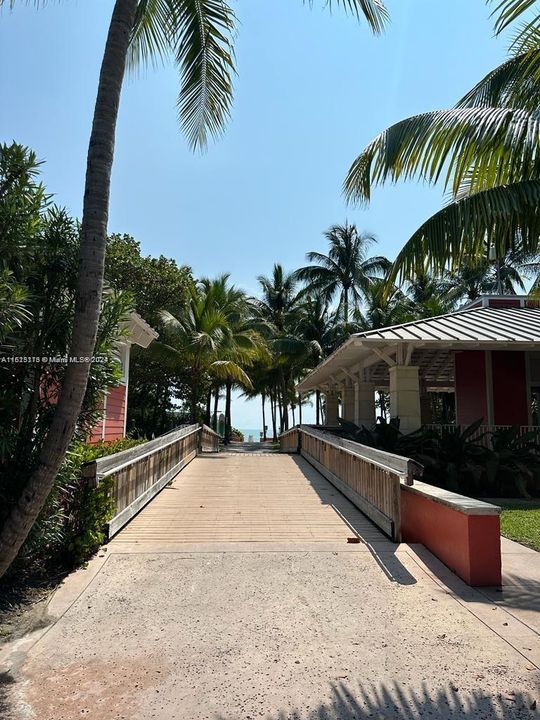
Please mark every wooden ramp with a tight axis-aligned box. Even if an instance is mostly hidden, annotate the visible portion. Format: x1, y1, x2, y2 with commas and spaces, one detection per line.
110, 452, 388, 547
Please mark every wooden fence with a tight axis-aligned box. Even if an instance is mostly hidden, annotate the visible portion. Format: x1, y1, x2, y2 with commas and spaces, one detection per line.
82, 423, 220, 538
279, 427, 300, 453
279, 425, 421, 542
200, 424, 222, 452
426, 423, 540, 448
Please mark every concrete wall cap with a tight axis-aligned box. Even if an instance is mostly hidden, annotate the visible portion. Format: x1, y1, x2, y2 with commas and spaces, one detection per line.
401, 480, 501, 516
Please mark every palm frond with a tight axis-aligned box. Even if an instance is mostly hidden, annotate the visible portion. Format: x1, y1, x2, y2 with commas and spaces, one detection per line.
210, 359, 252, 388
457, 50, 540, 111
128, 0, 172, 70
344, 107, 540, 204
306, 0, 389, 34
491, 0, 539, 34
388, 179, 540, 284
175, 0, 237, 150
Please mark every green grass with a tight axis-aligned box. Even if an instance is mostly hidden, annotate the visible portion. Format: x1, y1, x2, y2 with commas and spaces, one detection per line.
497, 500, 540, 552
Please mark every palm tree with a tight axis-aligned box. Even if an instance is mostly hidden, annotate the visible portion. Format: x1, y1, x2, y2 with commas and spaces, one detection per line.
405, 272, 456, 318
0, 0, 389, 577
353, 279, 413, 331
344, 0, 540, 285
294, 223, 390, 323
150, 278, 255, 425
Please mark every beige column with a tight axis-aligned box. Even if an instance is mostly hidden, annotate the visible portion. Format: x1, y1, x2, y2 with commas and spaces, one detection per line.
325, 387, 339, 426
389, 366, 421, 434
342, 382, 355, 422
355, 381, 376, 428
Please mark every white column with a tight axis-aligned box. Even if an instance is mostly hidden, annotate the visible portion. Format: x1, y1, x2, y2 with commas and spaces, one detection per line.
389, 366, 421, 434
342, 382, 355, 422
325, 387, 339, 426
355, 381, 376, 428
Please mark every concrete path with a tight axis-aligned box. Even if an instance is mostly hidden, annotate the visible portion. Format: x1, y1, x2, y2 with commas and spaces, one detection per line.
1, 453, 539, 719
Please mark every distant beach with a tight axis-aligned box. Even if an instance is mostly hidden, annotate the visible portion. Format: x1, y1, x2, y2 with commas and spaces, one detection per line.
237, 428, 262, 442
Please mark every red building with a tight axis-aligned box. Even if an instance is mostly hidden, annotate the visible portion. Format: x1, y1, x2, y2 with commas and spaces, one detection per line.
297, 296, 540, 433
89, 312, 158, 443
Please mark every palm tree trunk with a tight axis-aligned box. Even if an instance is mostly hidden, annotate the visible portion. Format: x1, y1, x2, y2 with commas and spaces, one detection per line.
0, 0, 138, 579
212, 385, 220, 431
316, 389, 321, 426
224, 380, 232, 444
261, 392, 266, 440
270, 390, 277, 441
298, 392, 302, 425
281, 373, 289, 431
343, 287, 349, 324
205, 388, 212, 426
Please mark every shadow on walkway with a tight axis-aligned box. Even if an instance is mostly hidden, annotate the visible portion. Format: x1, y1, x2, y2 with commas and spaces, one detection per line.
217, 680, 537, 719
290, 455, 418, 587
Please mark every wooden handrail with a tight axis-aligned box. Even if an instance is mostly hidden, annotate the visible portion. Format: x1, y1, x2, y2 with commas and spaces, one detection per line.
299, 425, 420, 484
82, 423, 217, 538
279, 424, 421, 541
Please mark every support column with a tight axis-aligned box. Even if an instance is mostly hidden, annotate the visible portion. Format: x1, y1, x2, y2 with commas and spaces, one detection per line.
355, 381, 376, 428
325, 387, 339, 427
342, 382, 355, 422
389, 366, 421, 434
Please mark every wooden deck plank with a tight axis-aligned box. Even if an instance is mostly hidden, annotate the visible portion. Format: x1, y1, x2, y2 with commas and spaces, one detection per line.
110, 452, 390, 546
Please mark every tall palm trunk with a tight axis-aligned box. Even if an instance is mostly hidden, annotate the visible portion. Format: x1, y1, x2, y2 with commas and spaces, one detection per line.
298, 392, 302, 425
224, 380, 232, 444
282, 376, 289, 431
343, 287, 349, 324
261, 391, 266, 440
205, 388, 212, 426
316, 389, 321, 425
0, 0, 138, 579
212, 385, 220, 431
270, 389, 277, 441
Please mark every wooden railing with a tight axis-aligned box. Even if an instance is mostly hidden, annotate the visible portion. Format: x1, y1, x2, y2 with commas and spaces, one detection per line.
200, 424, 221, 452
280, 425, 421, 541
426, 423, 540, 448
279, 427, 299, 453
82, 424, 216, 537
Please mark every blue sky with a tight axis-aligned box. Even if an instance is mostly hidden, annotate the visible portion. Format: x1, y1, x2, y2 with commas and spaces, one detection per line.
0, 0, 509, 429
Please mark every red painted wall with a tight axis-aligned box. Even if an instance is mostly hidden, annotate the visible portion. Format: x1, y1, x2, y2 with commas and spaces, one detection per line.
492, 351, 528, 426
103, 385, 127, 442
401, 486, 502, 586
88, 385, 127, 444
488, 298, 521, 308
455, 351, 488, 425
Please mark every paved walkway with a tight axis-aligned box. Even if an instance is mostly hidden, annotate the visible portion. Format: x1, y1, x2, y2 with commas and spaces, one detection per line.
1, 453, 539, 719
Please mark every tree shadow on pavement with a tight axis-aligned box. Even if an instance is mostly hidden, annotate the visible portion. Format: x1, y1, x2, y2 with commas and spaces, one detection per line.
217, 679, 538, 719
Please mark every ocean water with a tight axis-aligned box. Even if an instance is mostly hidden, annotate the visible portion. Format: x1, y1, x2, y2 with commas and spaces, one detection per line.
237, 428, 263, 442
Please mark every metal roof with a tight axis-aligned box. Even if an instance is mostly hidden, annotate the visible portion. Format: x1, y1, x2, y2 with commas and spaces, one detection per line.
353, 305, 540, 343
296, 305, 540, 392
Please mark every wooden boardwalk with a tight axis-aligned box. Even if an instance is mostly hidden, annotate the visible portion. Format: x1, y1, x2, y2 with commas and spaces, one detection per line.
110, 452, 387, 547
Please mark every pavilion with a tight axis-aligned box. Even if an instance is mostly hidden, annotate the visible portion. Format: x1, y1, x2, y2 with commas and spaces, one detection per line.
296, 296, 540, 434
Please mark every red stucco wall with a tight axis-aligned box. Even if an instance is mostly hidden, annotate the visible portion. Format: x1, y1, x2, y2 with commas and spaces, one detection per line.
492, 351, 528, 426
103, 385, 127, 442
401, 486, 502, 586
455, 351, 488, 425
88, 385, 127, 444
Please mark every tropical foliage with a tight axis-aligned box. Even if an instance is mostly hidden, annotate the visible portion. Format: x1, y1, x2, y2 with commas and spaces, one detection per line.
344, 0, 540, 284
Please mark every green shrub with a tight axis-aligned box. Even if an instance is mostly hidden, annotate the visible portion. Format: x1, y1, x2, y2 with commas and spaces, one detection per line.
335, 418, 540, 498
21, 437, 145, 567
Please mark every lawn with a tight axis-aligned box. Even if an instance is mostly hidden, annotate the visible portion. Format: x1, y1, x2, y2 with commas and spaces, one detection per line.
496, 500, 540, 552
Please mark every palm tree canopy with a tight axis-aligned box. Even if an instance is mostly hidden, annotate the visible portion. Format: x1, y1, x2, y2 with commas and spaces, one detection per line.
125, 0, 389, 148
344, 1, 540, 282
294, 223, 390, 321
